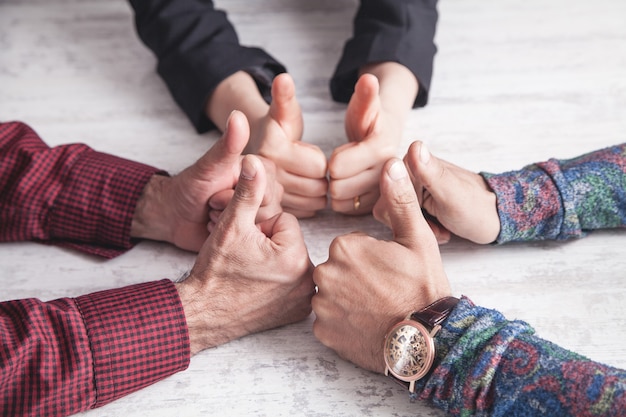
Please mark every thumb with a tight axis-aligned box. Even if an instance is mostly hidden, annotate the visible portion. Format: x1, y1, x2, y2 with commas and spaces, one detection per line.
219, 154, 267, 228
350, 73, 380, 123
344, 74, 381, 142
269, 73, 302, 128
405, 141, 450, 215
379, 158, 433, 249
196, 110, 249, 172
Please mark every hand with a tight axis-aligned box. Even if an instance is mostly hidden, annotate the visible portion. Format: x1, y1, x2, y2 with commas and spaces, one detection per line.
130, 111, 283, 252
206, 155, 282, 234
328, 74, 399, 215
247, 73, 328, 218
176, 155, 315, 355
313, 158, 451, 373
401, 141, 501, 244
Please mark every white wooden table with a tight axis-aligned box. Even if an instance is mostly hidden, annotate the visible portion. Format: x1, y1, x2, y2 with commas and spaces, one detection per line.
1, 1, 625, 416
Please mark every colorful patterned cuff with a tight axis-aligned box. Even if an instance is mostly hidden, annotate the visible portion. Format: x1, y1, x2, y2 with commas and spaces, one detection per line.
481, 164, 567, 243
414, 296, 535, 405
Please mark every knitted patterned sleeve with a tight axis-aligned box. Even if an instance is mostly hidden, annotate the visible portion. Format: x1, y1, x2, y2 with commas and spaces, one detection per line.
413, 297, 626, 416
480, 144, 626, 243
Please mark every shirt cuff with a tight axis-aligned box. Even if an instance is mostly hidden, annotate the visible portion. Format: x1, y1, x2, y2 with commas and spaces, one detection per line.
75, 279, 190, 408
329, 1, 438, 108
481, 165, 568, 243
49, 149, 164, 258
158, 47, 286, 134
414, 296, 535, 405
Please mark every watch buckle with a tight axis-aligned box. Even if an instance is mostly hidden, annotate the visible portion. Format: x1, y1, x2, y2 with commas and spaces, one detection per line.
429, 324, 441, 338
384, 367, 417, 394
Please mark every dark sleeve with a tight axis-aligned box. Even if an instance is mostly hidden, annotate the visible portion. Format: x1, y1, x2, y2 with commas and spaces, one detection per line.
128, 0, 287, 133
413, 297, 626, 416
480, 144, 626, 243
0, 280, 190, 416
330, 0, 438, 108
0, 121, 162, 258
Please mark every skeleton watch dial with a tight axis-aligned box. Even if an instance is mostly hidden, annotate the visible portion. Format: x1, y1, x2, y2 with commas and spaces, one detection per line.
383, 320, 435, 382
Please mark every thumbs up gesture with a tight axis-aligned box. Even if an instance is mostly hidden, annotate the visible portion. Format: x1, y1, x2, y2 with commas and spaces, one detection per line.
176, 155, 315, 355
131, 111, 284, 252
402, 141, 500, 244
312, 158, 452, 373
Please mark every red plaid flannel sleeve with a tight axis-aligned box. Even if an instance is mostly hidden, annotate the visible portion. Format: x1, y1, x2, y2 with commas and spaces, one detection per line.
0, 121, 164, 258
0, 279, 191, 416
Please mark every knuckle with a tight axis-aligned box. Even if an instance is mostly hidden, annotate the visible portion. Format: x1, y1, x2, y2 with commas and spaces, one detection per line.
327, 159, 342, 179
312, 264, 327, 287
312, 320, 327, 344
313, 157, 328, 177
308, 195, 327, 211
328, 236, 344, 256
233, 182, 256, 203
276, 183, 285, 201
329, 198, 347, 213
330, 234, 353, 256
328, 181, 342, 199
311, 179, 329, 197
392, 188, 417, 209
282, 251, 311, 280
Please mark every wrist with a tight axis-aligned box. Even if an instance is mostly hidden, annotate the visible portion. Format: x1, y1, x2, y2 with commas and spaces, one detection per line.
384, 296, 459, 393
174, 278, 246, 356
130, 174, 173, 243
403, 288, 454, 322
205, 71, 269, 133
470, 174, 501, 244
360, 62, 418, 116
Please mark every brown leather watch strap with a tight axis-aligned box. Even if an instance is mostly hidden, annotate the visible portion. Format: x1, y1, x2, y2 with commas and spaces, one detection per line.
410, 296, 459, 329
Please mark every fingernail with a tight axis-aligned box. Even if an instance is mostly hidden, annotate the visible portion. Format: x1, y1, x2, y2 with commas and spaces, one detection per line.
225, 110, 237, 133
420, 143, 431, 164
240, 155, 257, 180
437, 236, 450, 245
225, 113, 231, 132
388, 160, 408, 181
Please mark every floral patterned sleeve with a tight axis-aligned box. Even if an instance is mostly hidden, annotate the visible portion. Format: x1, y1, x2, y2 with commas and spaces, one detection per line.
414, 297, 626, 416
480, 144, 626, 243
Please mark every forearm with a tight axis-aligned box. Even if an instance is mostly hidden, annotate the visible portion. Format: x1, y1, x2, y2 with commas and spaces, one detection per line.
331, 0, 438, 107
482, 143, 626, 243
415, 297, 626, 416
205, 70, 270, 133
129, 0, 285, 133
0, 280, 190, 416
0, 122, 161, 258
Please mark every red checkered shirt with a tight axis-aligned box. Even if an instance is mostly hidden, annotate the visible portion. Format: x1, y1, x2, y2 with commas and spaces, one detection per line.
0, 121, 191, 416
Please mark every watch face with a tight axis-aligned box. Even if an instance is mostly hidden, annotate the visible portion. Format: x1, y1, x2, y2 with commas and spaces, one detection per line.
384, 320, 435, 382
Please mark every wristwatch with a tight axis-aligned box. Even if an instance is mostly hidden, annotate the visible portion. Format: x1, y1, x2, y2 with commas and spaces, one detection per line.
383, 296, 459, 393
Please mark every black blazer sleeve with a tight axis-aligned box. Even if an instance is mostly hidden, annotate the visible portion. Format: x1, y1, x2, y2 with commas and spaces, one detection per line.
330, 0, 438, 108
128, 0, 286, 133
